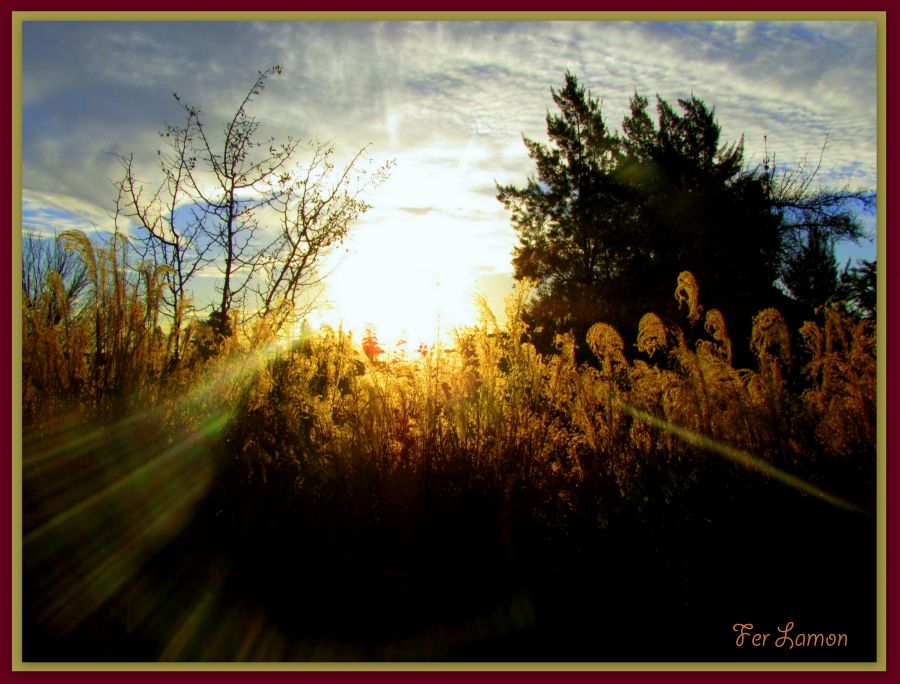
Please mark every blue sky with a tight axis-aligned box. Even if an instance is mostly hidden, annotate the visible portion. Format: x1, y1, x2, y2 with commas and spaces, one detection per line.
20, 19, 878, 339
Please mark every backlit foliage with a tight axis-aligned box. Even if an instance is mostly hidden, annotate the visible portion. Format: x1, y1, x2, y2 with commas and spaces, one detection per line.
23, 237, 877, 493
21, 246, 876, 659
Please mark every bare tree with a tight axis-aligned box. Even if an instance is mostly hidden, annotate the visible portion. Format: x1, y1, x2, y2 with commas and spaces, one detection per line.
119, 65, 389, 357
253, 141, 392, 333
115, 140, 213, 364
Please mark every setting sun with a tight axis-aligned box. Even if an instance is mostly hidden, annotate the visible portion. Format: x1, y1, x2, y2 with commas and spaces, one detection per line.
319, 216, 481, 352
309, 141, 513, 353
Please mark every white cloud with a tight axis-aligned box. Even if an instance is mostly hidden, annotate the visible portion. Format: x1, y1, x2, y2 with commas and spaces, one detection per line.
21, 19, 878, 327
22, 189, 117, 235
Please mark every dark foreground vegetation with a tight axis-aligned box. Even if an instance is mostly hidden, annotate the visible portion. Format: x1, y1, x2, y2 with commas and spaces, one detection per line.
22, 265, 876, 662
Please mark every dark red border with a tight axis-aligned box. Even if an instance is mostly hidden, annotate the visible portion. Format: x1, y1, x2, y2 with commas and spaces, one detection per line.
3, 1, 895, 682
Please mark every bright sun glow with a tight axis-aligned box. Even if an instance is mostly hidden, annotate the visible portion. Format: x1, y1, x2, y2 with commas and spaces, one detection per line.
303, 140, 516, 355
316, 216, 481, 354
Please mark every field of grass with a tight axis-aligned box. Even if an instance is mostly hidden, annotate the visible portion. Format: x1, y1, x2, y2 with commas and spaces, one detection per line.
20, 232, 877, 662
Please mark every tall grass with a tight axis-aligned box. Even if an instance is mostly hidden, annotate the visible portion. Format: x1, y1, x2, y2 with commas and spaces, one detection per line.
22, 230, 876, 527
21, 237, 877, 660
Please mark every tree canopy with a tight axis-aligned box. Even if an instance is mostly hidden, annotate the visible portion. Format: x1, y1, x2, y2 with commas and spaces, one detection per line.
498, 71, 871, 356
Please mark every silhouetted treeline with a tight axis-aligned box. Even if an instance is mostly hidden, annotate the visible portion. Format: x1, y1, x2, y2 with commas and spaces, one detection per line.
497, 71, 874, 361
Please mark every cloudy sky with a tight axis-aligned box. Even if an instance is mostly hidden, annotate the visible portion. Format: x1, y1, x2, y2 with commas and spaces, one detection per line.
21, 19, 878, 343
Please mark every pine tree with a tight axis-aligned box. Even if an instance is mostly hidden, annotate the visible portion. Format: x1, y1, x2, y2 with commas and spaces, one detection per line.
497, 72, 783, 354
782, 225, 840, 309
496, 71, 628, 351
838, 258, 877, 320
617, 90, 783, 344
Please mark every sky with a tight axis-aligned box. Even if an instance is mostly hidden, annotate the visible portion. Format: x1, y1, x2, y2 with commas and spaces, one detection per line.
20, 19, 879, 347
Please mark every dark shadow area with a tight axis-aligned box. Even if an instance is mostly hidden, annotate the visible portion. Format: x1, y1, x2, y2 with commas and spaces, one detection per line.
23, 427, 876, 663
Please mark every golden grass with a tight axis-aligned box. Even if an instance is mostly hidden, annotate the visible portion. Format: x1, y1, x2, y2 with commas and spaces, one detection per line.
20, 240, 878, 661
22, 233, 876, 515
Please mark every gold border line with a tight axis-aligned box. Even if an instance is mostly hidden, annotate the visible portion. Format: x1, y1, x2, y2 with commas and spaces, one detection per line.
11, 10, 888, 21
10, 10, 888, 673
11, 10, 24, 674
875, 3, 887, 671
8, 662, 892, 673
